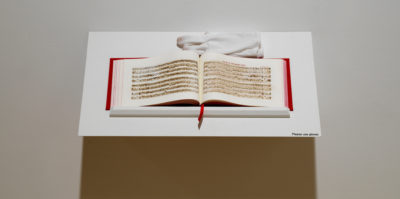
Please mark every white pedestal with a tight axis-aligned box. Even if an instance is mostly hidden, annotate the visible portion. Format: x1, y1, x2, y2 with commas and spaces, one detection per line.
78, 32, 321, 137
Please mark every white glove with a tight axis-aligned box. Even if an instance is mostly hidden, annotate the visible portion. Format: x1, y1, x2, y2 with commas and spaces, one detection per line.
177, 32, 264, 58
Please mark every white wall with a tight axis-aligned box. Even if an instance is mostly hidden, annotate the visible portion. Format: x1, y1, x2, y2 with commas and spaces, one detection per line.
0, 0, 399, 198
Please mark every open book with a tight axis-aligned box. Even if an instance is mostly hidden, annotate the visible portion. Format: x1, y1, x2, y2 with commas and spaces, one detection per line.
107, 51, 292, 116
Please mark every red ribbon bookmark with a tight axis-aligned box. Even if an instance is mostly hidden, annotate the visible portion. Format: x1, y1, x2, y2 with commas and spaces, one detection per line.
198, 104, 205, 122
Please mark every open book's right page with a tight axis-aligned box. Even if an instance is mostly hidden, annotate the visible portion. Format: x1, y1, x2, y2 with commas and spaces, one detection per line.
200, 52, 286, 107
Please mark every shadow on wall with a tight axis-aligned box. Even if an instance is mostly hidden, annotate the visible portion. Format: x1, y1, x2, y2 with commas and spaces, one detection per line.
80, 137, 316, 199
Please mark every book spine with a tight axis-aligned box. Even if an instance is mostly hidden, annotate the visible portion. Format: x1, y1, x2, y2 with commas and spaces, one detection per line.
198, 56, 204, 103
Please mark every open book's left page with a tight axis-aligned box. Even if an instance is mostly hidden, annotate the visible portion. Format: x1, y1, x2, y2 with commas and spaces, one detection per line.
111, 51, 200, 108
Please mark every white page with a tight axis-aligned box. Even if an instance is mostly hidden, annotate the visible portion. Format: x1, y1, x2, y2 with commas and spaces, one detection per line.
200, 53, 285, 107
113, 51, 200, 107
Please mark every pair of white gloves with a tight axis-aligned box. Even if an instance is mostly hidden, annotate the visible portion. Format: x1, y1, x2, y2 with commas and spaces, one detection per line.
177, 32, 264, 58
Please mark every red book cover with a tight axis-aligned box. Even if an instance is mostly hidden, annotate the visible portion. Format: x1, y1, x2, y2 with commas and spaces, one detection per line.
283, 58, 293, 111
106, 57, 293, 111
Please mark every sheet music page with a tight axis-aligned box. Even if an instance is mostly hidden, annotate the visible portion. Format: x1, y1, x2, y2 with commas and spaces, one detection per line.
200, 52, 285, 107
112, 51, 200, 107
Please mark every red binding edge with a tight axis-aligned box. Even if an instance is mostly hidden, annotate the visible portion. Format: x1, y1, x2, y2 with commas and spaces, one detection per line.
283, 58, 293, 111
